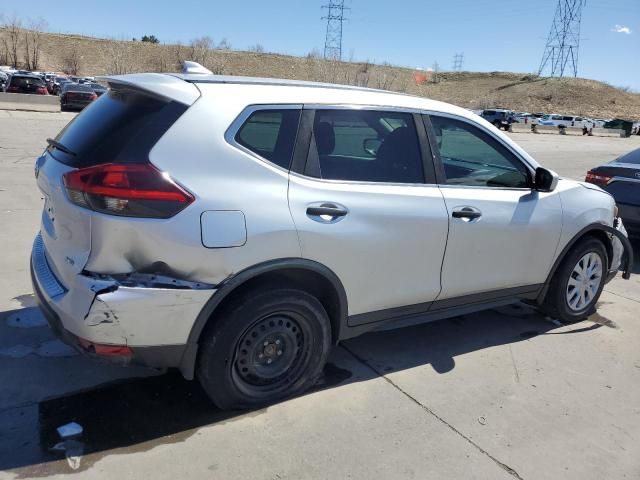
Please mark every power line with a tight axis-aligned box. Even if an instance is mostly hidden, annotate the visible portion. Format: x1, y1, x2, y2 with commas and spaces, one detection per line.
538, 0, 587, 77
322, 1, 349, 61
453, 53, 464, 72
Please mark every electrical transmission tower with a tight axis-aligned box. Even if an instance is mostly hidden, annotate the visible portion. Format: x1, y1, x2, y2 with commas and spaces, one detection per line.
452, 53, 464, 71
538, 0, 586, 77
322, 1, 349, 60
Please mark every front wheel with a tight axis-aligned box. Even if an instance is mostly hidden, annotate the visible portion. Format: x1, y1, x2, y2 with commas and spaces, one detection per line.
197, 288, 332, 409
541, 238, 607, 323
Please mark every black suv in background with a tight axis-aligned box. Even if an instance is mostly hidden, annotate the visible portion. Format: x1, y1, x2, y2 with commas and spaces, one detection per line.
5, 74, 49, 95
481, 109, 516, 130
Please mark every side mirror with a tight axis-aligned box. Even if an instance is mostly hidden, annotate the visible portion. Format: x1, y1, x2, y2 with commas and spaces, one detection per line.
534, 167, 559, 192
363, 138, 382, 156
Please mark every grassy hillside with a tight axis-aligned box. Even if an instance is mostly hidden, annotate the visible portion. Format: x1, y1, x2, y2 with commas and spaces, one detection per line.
3, 30, 639, 119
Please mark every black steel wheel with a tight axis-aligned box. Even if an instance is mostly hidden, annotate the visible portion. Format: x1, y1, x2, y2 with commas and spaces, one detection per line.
197, 288, 331, 409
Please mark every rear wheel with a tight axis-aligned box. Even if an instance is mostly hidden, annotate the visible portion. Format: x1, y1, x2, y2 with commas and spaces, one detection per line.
541, 238, 607, 323
197, 288, 331, 409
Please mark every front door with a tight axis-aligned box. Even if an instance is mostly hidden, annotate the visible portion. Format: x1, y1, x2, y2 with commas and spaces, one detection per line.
426, 114, 563, 300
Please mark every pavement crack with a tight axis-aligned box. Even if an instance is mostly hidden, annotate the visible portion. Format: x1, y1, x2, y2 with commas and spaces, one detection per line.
508, 345, 521, 383
604, 289, 640, 304
340, 344, 525, 480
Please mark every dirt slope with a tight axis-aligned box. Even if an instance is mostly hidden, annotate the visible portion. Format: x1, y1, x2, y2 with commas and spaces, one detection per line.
3, 30, 639, 119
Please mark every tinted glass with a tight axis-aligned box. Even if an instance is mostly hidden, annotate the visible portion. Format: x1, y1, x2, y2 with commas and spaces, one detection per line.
51, 88, 187, 167
236, 109, 301, 170
310, 109, 424, 184
10, 76, 44, 87
429, 115, 530, 188
63, 83, 93, 92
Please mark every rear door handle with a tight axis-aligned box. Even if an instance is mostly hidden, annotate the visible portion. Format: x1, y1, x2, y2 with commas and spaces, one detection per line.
306, 202, 348, 222
451, 206, 482, 221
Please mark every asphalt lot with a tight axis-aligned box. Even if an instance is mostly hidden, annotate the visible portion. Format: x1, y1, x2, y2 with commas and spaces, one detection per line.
1, 109, 640, 480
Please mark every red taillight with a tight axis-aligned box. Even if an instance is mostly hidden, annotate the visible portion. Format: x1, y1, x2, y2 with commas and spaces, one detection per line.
585, 170, 612, 186
63, 163, 194, 218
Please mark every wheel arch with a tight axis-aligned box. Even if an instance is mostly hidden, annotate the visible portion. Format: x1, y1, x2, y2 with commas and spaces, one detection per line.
179, 258, 348, 379
537, 222, 632, 304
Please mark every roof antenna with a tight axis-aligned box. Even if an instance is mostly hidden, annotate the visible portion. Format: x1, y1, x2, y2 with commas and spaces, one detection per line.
181, 61, 213, 75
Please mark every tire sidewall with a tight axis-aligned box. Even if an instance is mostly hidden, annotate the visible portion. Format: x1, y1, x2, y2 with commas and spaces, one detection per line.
198, 289, 331, 409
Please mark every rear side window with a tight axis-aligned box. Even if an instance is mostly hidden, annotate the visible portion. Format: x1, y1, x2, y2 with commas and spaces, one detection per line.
307, 109, 424, 184
235, 109, 301, 170
50, 88, 187, 167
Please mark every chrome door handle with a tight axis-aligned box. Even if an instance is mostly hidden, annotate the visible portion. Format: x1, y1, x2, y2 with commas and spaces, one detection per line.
451, 206, 482, 221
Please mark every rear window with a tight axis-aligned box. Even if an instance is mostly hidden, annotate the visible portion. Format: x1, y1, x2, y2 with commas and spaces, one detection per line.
616, 148, 640, 165
50, 88, 187, 167
235, 109, 301, 170
10, 76, 44, 87
63, 83, 92, 93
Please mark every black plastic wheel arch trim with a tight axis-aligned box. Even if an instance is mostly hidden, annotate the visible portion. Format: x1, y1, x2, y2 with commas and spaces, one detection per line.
178, 258, 348, 380
537, 222, 633, 304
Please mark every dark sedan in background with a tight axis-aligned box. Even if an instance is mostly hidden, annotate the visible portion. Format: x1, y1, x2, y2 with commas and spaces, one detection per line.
586, 147, 640, 239
60, 82, 97, 111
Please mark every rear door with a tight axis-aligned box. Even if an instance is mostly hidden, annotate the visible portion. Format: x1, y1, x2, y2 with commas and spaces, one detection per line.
425, 113, 563, 300
288, 107, 449, 322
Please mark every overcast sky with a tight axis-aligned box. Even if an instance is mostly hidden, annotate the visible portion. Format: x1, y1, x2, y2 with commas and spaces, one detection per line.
7, 0, 640, 89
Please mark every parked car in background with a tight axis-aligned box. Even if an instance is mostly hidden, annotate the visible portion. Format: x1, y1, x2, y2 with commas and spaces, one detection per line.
586, 147, 640, 239
513, 112, 533, 123
480, 109, 516, 130
539, 115, 587, 128
5, 74, 49, 94
31, 67, 632, 410
86, 82, 108, 97
0, 71, 7, 92
60, 82, 97, 111
52, 76, 72, 96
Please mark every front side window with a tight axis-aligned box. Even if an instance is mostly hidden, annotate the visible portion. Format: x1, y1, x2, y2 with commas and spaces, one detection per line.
309, 109, 424, 184
235, 109, 301, 170
429, 115, 530, 188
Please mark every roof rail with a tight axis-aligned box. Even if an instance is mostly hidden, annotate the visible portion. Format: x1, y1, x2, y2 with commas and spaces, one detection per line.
181, 61, 212, 75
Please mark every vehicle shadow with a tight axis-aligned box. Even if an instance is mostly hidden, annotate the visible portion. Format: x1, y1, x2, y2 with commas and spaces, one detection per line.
0, 302, 609, 475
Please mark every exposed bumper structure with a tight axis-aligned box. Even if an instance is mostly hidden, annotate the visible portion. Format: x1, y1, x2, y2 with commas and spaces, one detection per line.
607, 219, 633, 280
30, 233, 216, 370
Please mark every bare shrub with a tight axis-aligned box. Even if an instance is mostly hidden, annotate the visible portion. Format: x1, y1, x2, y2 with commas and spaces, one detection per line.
190, 36, 213, 65
217, 38, 231, 50
63, 46, 81, 75
105, 40, 132, 74
4, 15, 21, 67
23, 18, 48, 71
248, 43, 265, 53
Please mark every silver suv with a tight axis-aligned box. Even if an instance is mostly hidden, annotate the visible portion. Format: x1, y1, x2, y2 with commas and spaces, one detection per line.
31, 68, 632, 409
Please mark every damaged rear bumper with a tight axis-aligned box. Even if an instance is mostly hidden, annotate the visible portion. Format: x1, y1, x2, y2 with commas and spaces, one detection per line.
30, 233, 216, 371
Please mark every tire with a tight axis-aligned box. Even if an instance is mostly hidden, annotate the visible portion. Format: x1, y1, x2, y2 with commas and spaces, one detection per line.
493, 120, 501, 128
197, 288, 332, 409
541, 238, 608, 323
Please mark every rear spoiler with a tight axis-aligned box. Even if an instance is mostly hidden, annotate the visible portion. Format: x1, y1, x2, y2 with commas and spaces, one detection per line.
96, 73, 201, 106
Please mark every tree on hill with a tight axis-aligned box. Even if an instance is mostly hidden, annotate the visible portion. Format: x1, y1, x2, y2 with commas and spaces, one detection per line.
141, 35, 159, 44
